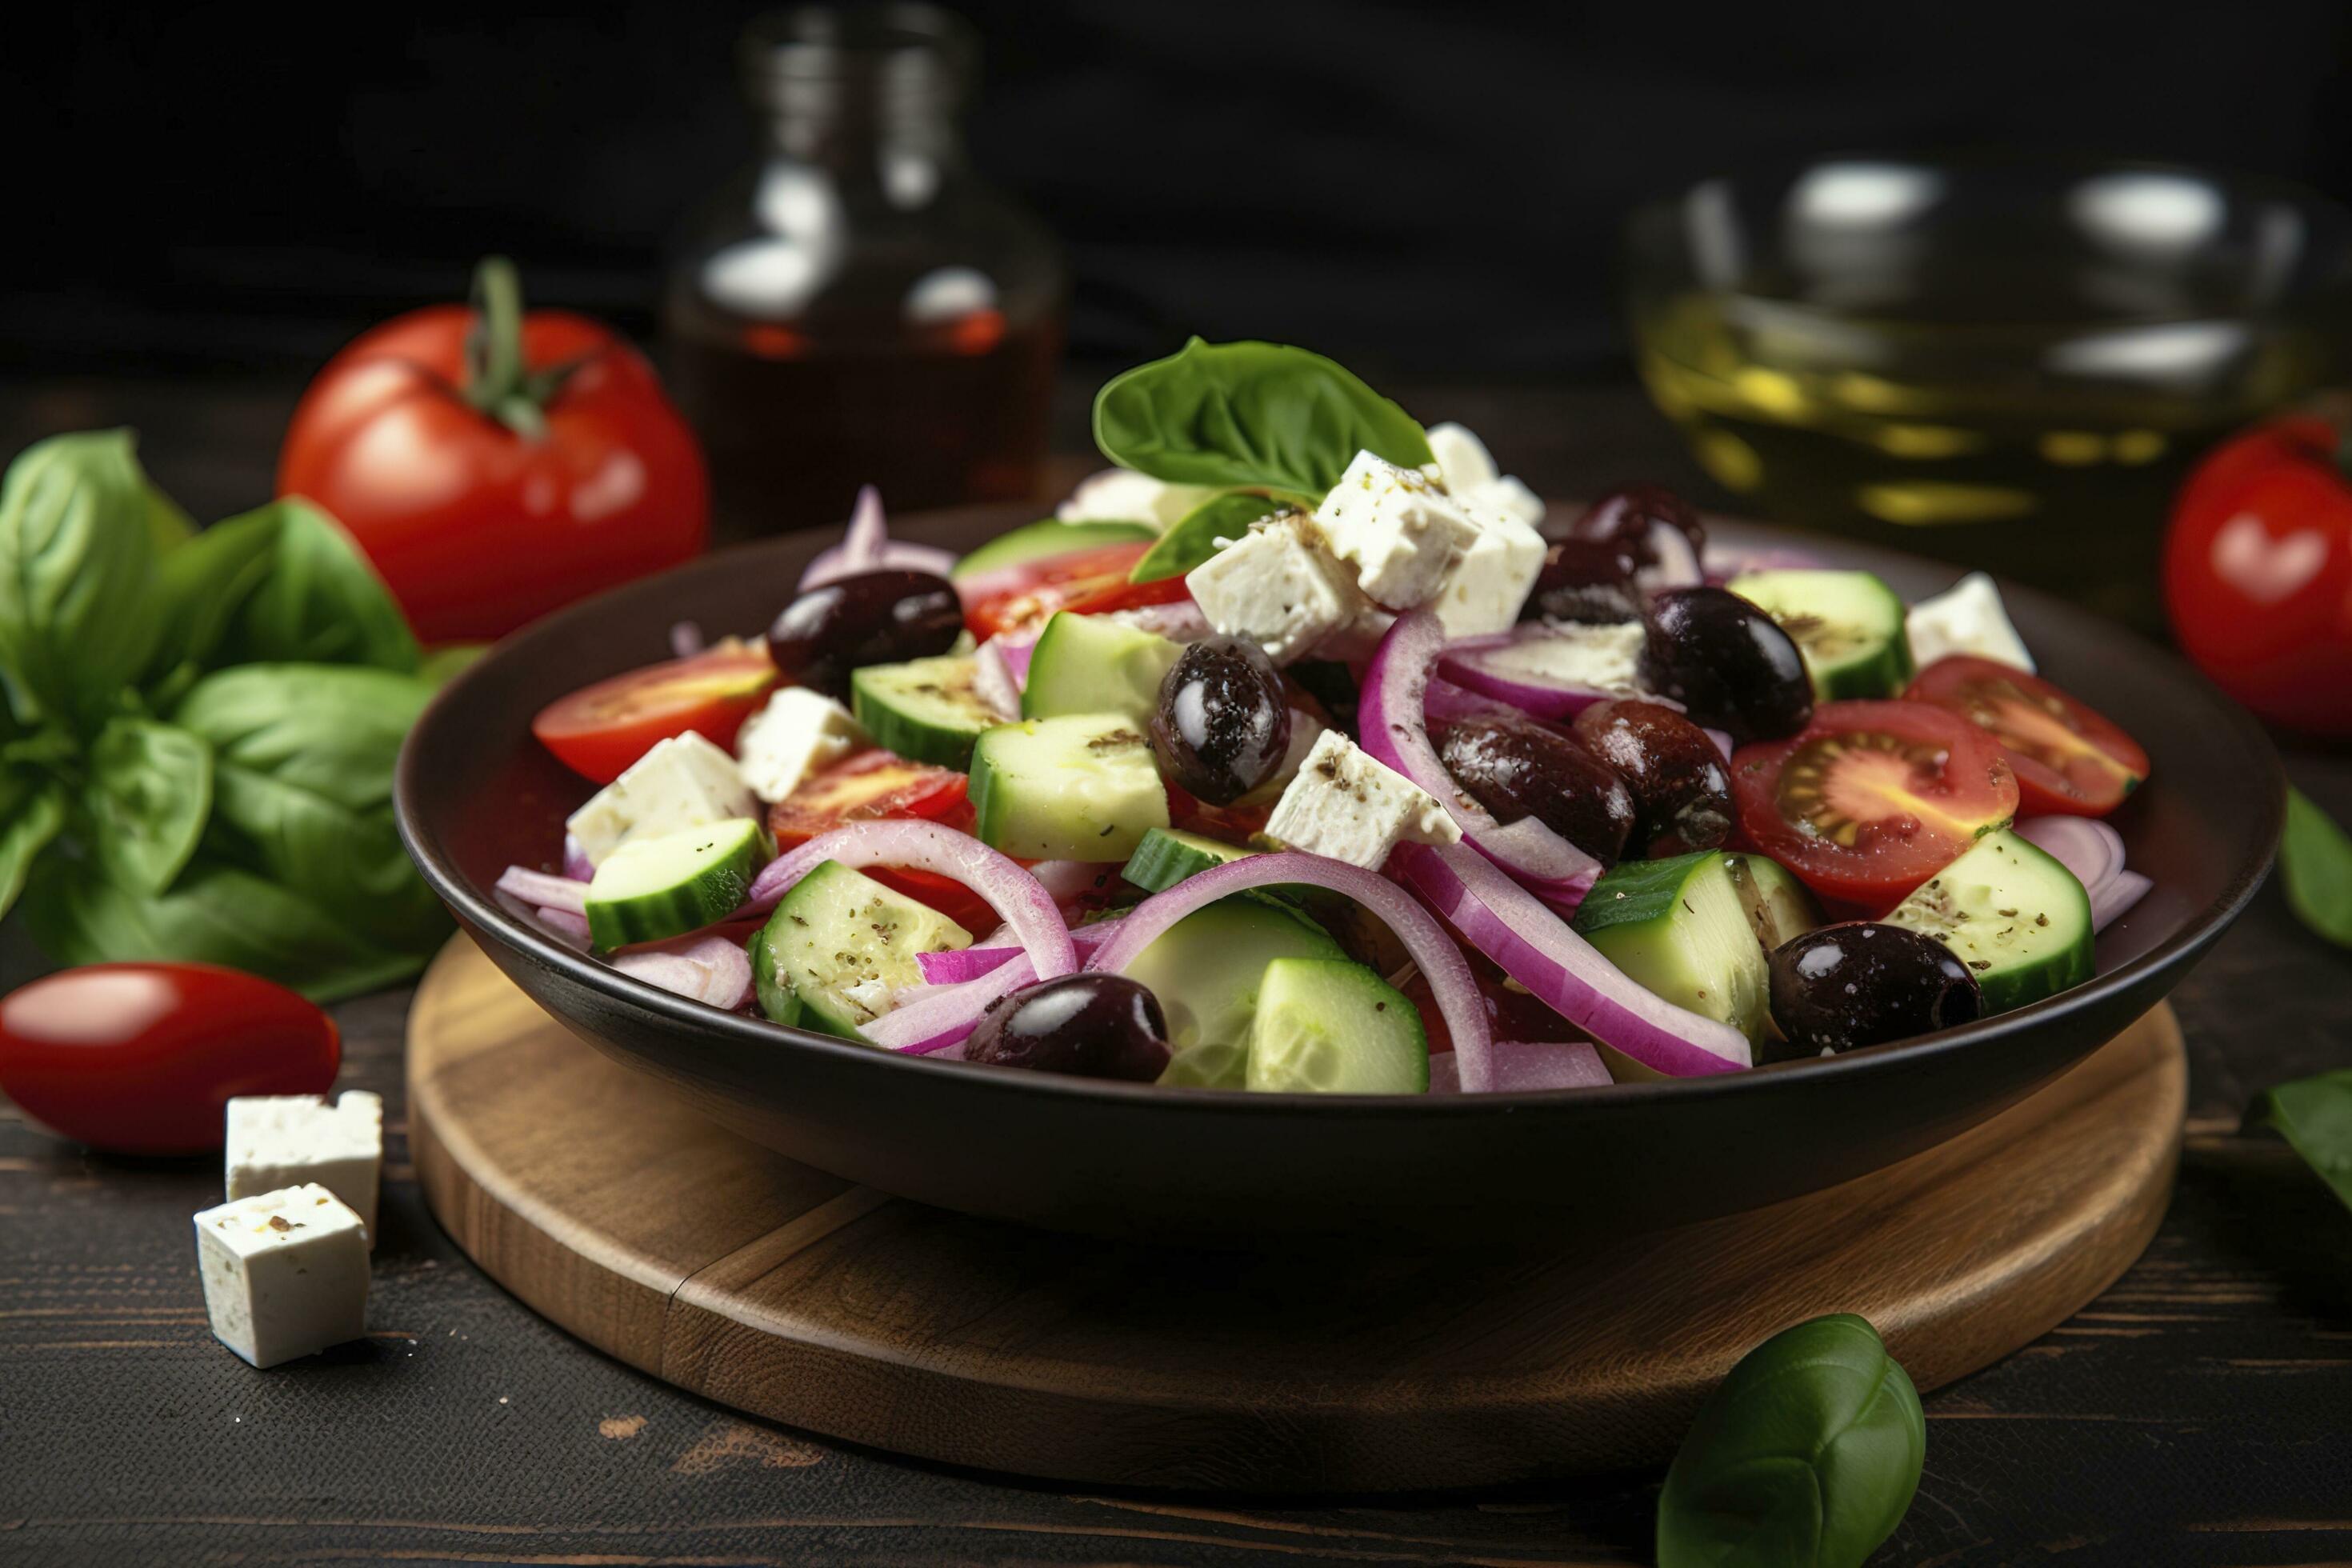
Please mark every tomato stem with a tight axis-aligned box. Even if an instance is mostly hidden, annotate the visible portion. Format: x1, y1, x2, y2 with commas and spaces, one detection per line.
462, 256, 550, 441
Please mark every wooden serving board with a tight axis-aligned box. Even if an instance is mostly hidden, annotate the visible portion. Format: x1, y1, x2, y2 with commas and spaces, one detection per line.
408, 935, 2185, 1493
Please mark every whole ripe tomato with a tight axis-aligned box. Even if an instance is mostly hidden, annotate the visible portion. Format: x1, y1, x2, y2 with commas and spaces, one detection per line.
2164, 415, 2352, 735
278, 257, 708, 644
0, 964, 339, 1154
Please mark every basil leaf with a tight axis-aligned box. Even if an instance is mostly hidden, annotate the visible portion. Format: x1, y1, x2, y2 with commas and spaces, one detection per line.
0, 430, 163, 733
146, 507, 284, 683
1129, 492, 1302, 584
84, 716, 212, 896
2280, 788, 2352, 948
1658, 1313, 1924, 1568
1093, 338, 1433, 496
0, 772, 66, 920
143, 479, 196, 551
21, 847, 422, 1004
2246, 1070, 2352, 1214
213, 498, 419, 673
174, 662, 447, 951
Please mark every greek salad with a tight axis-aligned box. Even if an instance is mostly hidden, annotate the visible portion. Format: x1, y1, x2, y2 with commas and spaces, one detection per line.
498, 341, 2154, 1095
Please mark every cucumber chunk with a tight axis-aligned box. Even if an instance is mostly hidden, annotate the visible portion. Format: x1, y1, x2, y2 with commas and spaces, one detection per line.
1021, 611, 1182, 728
748, 859, 974, 1038
1572, 850, 1770, 1042
851, 654, 1001, 769
1883, 828, 2092, 1013
950, 518, 1157, 580
1728, 569, 1914, 700
584, 818, 766, 950
1724, 851, 1822, 950
968, 713, 1169, 862
1245, 957, 1429, 1094
1114, 899, 1347, 1089
1120, 827, 1258, 894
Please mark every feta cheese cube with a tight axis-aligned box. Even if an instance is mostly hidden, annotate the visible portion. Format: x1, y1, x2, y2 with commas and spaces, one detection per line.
734, 687, 867, 804
1186, 512, 1366, 663
1316, 450, 1482, 610
1426, 422, 1546, 527
1906, 572, 2034, 672
1055, 468, 1217, 531
565, 732, 758, 866
193, 1184, 370, 1369
1262, 731, 1462, 870
225, 1092, 384, 1245
1430, 510, 1546, 637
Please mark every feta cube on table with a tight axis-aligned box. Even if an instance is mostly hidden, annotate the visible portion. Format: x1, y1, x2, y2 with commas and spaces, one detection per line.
1186, 513, 1366, 663
735, 687, 867, 804
1317, 450, 1482, 610
1906, 571, 2034, 672
565, 732, 758, 867
194, 1184, 370, 1369
226, 1091, 384, 1244
1262, 731, 1462, 870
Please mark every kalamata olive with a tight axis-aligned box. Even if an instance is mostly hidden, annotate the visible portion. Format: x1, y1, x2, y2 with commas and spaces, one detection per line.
965, 974, 1172, 1082
765, 568, 962, 698
1150, 636, 1290, 806
1638, 586, 1814, 745
1437, 714, 1635, 866
1764, 922, 1982, 1058
1571, 699, 1734, 857
1522, 538, 1643, 626
1554, 485, 1708, 581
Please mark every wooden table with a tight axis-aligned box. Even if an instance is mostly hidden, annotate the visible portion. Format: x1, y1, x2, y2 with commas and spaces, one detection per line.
4, 376, 2350, 1566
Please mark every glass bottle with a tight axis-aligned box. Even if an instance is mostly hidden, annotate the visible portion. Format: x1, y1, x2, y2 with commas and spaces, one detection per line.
663, 4, 1066, 540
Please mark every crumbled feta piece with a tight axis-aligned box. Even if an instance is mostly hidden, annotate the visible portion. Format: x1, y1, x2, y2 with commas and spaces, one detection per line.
1186, 512, 1366, 663
193, 1183, 370, 1369
1055, 469, 1218, 531
1906, 572, 2034, 672
840, 977, 894, 1015
1426, 422, 1545, 527
225, 1092, 384, 1246
565, 733, 758, 866
1430, 510, 1546, 637
1316, 450, 1482, 610
734, 687, 867, 804
1262, 731, 1462, 870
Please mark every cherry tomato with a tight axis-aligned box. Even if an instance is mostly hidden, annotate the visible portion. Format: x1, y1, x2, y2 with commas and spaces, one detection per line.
1731, 700, 2018, 910
765, 750, 990, 930
2163, 414, 2352, 735
961, 541, 1190, 640
278, 258, 708, 644
532, 638, 777, 783
1904, 655, 2148, 817
0, 964, 339, 1155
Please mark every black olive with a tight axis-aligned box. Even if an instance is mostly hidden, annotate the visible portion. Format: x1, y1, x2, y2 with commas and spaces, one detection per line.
1436, 714, 1635, 867
965, 974, 1172, 1082
1552, 484, 1708, 576
766, 568, 962, 698
1522, 538, 1643, 626
1150, 636, 1290, 806
1763, 922, 1983, 1058
1638, 586, 1813, 745
1570, 699, 1734, 857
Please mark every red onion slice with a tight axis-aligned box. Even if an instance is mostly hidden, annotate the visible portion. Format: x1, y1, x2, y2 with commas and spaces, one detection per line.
799, 486, 958, 590
612, 934, 754, 1010
498, 866, 588, 914
2092, 870, 2152, 931
1392, 841, 1750, 1076
561, 834, 595, 882
2014, 816, 2143, 931
1082, 850, 1496, 1091
917, 918, 1122, 985
865, 959, 1038, 1053
970, 638, 1022, 720
1429, 1039, 1609, 1094
535, 906, 592, 949
1436, 624, 1658, 720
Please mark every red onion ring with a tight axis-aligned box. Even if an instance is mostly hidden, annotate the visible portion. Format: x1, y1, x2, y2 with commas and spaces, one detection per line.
2014, 816, 2146, 931
613, 934, 754, 1010
918, 918, 1123, 985
1429, 1039, 1609, 1094
970, 638, 1022, 720
799, 486, 958, 590
1436, 624, 1658, 720
498, 866, 588, 914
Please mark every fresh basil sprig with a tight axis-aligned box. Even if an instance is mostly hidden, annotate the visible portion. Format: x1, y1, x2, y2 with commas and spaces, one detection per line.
1093, 338, 1433, 498
0, 430, 166, 734
2280, 788, 2352, 949
1128, 491, 1305, 585
2246, 1070, 2352, 1215
1658, 1313, 1925, 1568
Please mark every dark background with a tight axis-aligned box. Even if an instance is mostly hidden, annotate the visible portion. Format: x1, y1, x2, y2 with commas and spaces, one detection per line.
9, 0, 2352, 386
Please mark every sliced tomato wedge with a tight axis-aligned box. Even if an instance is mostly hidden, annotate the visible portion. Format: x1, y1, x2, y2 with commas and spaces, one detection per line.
532, 638, 777, 784
960, 541, 1190, 639
1903, 656, 2149, 817
765, 750, 991, 931
1731, 699, 2019, 910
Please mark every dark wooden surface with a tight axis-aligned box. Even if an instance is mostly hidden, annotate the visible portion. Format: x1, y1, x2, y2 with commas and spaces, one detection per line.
3, 376, 2351, 1566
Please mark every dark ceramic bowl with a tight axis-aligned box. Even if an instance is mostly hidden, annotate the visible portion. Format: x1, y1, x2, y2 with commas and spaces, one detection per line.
394, 506, 2282, 1246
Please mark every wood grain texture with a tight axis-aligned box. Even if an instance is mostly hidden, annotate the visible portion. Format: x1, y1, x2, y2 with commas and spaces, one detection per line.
408, 934, 2184, 1492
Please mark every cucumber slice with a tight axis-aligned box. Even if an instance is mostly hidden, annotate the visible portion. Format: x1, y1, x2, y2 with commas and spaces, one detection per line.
1114, 899, 1348, 1090
950, 518, 1157, 580
584, 818, 766, 950
1120, 827, 1258, 894
1724, 852, 1822, 950
1245, 957, 1429, 1094
1572, 850, 1770, 1042
748, 859, 974, 1038
1728, 569, 1915, 699
1883, 829, 2093, 1013
968, 713, 1169, 862
1021, 611, 1182, 728
851, 654, 1000, 769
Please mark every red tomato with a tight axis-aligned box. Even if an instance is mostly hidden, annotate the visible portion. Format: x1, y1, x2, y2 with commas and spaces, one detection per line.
278, 258, 708, 644
0, 964, 339, 1155
766, 751, 990, 930
1904, 656, 2149, 817
532, 638, 777, 783
961, 542, 1190, 639
2163, 415, 2352, 735
1731, 701, 2019, 910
